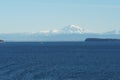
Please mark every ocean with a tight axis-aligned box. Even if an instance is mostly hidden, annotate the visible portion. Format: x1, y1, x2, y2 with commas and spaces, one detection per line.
0, 42, 120, 80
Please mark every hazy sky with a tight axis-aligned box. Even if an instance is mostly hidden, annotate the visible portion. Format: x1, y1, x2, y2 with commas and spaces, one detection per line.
0, 0, 120, 33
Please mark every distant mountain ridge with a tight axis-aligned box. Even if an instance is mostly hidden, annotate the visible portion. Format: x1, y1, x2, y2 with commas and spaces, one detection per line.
37, 25, 90, 34
85, 38, 120, 42
104, 30, 120, 34
0, 25, 120, 41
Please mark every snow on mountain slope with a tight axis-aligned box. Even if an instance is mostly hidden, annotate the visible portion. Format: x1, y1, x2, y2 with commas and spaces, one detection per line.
60, 25, 85, 33
37, 25, 90, 34
0, 25, 120, 41
38, 29, 60, 34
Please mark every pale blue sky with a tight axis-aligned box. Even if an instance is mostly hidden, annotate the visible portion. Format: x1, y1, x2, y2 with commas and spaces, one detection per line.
0, 0, 120, 33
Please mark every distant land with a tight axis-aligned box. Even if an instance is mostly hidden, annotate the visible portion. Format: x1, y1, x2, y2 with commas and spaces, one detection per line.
0, 25, 120, 41
85, 38, 120, 42
0, 40, 4, 42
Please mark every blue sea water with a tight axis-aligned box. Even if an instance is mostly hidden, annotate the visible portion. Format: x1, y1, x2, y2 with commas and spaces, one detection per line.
0, 42, 120, 80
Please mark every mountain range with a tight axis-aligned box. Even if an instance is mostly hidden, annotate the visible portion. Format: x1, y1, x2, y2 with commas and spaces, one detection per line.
0, 25, 120, 41
33, 25, 90, 34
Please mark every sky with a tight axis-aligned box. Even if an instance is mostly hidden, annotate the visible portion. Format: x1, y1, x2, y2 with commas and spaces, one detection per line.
0, 0, 120, 33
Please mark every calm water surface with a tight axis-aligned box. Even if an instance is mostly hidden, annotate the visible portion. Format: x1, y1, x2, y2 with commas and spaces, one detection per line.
0, 42, 120, 80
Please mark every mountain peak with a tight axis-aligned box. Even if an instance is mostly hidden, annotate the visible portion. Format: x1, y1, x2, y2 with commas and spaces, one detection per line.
32, 25, 91, 34
61, 25, 85, 33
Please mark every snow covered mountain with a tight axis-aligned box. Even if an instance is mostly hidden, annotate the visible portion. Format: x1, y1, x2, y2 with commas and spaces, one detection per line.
37, 25, 90, 34
60, 25, 86, 34
0, 25, 120, 41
